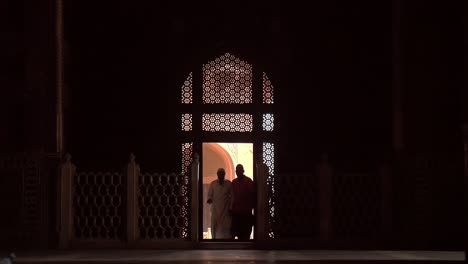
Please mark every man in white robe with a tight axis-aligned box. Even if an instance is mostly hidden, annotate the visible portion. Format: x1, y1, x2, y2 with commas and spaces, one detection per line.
207, 168, 233, 239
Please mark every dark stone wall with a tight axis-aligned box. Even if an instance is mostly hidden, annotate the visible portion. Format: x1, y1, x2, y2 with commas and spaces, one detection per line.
0, 0, 25, 152
394, 0, 464, 249
0, 0, 57, 249
64, 1, 392, 173
0, 0, 463, 249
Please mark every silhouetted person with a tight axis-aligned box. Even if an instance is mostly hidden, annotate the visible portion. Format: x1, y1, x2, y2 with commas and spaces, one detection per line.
230, 164, 255, 240
207, 168, 232, 239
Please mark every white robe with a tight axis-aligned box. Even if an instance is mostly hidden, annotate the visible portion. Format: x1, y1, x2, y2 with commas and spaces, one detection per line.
207, 179, 232, 239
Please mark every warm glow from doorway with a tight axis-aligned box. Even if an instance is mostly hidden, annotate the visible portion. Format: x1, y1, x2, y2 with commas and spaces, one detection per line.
202, 142, 254, 240
216, 143, 253, 179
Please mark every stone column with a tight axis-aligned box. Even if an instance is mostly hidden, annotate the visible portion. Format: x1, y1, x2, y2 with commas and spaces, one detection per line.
190, 153, 200, 244
464, 124, 468, 259
57, 154, 75, 249
126, 153, 140, 245
55, 0, 64, 153
318, 153, 332, 241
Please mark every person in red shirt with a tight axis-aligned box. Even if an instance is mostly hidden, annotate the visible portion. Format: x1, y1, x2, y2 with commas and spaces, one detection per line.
230, 164, 255, 240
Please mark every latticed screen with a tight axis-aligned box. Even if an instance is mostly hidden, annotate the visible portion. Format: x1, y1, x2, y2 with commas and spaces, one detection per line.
181, 143, 193, 175
202, 53, 252, 104
332, 173, 380, 238
262, 113, 274, 131
263, 72, 274, 104
138, 172, 190, 239
262, 142, 276, 238
273, 173, 318, 239
181, 72, 193, 104
263, 142, 275, 175
73, 171, 124, 240
180, 53, 278, 239
202, 113, 253, 132
181, 114, 192, 131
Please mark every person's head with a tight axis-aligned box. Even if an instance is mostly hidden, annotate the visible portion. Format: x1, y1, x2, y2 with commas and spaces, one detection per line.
235, 164, 245, 178
216, 168, 226, 183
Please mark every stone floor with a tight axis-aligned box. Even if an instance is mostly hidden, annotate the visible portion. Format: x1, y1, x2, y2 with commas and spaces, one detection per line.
1, 250, 464, 263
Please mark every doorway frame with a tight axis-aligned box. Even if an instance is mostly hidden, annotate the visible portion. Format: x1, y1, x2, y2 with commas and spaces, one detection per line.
179, 52, 276, 248
199, 141, 256, 245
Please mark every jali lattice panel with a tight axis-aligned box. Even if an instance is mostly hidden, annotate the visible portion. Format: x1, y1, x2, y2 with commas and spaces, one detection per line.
332, 172, 380, 239
274, 173, 319, 239
138, 172, 190, 239
73, 171, 124, 240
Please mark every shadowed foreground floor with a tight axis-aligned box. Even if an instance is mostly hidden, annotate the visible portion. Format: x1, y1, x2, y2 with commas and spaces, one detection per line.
1, 250, 464, 264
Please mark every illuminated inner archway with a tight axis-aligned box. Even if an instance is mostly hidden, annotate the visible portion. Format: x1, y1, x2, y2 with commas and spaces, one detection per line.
202, 142, 253, 239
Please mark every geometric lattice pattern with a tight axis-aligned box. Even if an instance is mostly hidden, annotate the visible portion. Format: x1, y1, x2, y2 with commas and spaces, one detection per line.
332, 172, 380, 238
263, 72, 274, 104
181, 143, 193, 176
179, 53, 279, 240
262, 142, 275, 238
73, 171, 124, 240
181, 72, 193, 104
274, 173, 318, 239
262, 113, 274, 131
181, 114, 192, 131
262, 142, 275, 176
138, 172, 190, 239
202, 113, 253, 132
202, 53, 252, 104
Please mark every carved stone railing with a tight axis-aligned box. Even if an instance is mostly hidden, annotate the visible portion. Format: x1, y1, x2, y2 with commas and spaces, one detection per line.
331, 171, 381, 239
137, 172, 190, 240
58, 153, 198, 248
271, 156, 391, 246
57, 152, 281, 248
58, 151, 393, 248
273, 172, 319, 240
73, 171, 124, 241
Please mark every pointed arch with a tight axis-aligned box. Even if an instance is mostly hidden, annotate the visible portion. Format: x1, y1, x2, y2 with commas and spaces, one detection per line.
179, 52, 277, 239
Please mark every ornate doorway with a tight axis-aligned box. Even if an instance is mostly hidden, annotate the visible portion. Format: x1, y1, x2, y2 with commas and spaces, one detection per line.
179, 53, 277, 243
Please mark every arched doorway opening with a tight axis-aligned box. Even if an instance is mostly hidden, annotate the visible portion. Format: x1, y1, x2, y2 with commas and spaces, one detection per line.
202, 142, 254, 240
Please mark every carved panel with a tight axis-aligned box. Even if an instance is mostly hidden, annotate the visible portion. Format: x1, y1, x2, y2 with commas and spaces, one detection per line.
262, 72, 274, 104
73, 171, 124, 240
262, 142, 276, 238
181, 143, 193, 176
202, 53, 252, 104
262, 113, 274, 132
181, 114, 192, 131
332, 172, 380, 238
138, 172, 190, 239
202, 113, 253, 132
274, 173, 318, 239
181, 72, 193, 104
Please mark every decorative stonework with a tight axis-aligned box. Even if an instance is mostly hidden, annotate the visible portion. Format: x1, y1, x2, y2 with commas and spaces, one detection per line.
202, 53, 252, 104
138, 172, 190, 239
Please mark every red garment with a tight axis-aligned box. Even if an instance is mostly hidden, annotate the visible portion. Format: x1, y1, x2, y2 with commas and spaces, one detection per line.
231, 176, 255, 214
